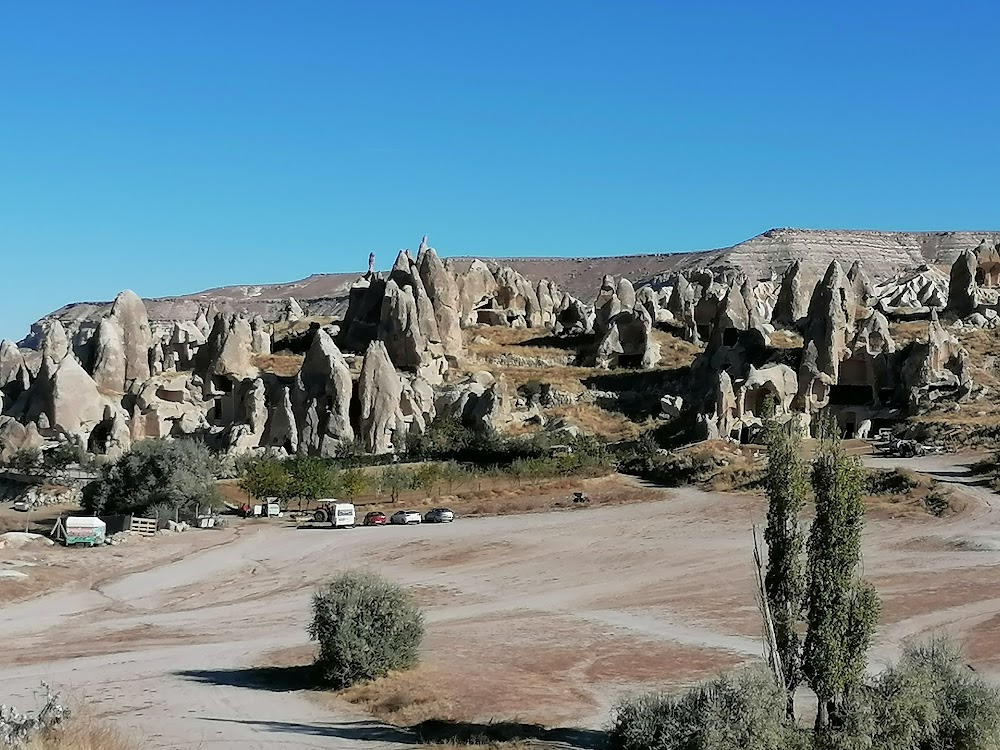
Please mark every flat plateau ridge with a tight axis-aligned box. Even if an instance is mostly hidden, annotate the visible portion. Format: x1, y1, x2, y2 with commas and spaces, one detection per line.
44, 228, 1000, 326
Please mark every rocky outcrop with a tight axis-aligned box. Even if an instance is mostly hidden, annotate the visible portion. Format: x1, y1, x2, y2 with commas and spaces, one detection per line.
901, 313, 976, 408
0, 417, 42, 462
458, 260, 500, 326
772, 261, 811, 328
131, 373, 210, 439
594, 275, 622, 336
417, 242, 464, 358
224, 378, 268, 454
91, 318, 127, 393
380, 280, 428, 369
358, 341, 403, 454
293, 329, 355, 456
797, 261, 854, 408
874, 266, 948, 314
593, 307, 661, 369
436, 372, 513, 433
666, 274, 700, 343
847, 261, 874, 306
947, 250, 979, 318
262, 387, 298, 453
39, 319, 71, 363
200, 314, 257, 381
47, 355, 108, 440
109, 290, 153, 385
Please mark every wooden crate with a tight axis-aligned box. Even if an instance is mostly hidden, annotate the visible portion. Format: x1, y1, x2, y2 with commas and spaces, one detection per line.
127, 517, 158, 536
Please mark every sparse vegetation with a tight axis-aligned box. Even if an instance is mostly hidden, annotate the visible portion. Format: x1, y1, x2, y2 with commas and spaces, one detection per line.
0, 684, 139, 750
309, 570, 424, 689
612, 637, 998, 750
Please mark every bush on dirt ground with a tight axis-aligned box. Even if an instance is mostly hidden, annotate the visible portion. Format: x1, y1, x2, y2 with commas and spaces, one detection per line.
865, 468, 920, 496
310, 570, 424, 690
611, 638, 999, 750
81, 438, 222, 520
609, 666, 789, 750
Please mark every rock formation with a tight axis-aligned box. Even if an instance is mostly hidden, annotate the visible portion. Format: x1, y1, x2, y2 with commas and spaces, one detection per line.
417, 241, 464, 358
358, 341, 404, 454
293, 329, 354, 456
947, 249, 979, 318
772, 261, 810, 328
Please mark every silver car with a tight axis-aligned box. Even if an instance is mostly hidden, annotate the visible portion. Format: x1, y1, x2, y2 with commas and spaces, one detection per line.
424, 508, 455, 523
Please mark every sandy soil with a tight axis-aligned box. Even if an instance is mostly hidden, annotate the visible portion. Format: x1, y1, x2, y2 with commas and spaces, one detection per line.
1, 459, 999, 749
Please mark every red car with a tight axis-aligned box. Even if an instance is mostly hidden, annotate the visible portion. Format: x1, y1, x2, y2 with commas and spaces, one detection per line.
363, 511, 387, 526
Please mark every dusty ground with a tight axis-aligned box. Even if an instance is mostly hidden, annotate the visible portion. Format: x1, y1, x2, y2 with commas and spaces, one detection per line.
1, 457, 1000, 749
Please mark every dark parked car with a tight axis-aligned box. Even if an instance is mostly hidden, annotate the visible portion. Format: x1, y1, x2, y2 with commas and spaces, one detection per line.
424, 508, 455, 523
363, 511, 387, 526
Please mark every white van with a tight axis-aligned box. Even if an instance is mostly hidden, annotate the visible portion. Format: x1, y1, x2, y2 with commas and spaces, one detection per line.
314, 500, 356, 527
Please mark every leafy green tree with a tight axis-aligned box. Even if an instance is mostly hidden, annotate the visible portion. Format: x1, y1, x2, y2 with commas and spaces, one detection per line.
82, 439, 221, 519
803, 425, 880, 730
239, 459, 290, 502
413, 463, 443, 498
6, 447, 42, 473
287, 457, 337, 509
337, 467, 371, 500
309, 570, 424, 689
42, 442, 82, 471
377, 466, 413, 504
762, 412, 808, 717
438, 461, 466, 494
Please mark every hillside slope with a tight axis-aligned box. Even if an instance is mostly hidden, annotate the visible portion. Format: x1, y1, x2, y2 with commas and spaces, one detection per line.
40, 228, 1000, 329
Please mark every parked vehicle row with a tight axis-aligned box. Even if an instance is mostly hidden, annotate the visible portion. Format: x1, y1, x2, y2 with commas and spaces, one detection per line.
309, 501, 455, 528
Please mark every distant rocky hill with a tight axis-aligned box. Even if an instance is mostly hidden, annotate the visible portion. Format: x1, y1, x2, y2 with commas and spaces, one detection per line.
39, 229, 1000, 333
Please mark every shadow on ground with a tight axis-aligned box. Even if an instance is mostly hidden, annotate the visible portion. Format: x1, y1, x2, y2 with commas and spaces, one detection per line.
200, 718, 607, 749
178, 665, 318, 692
181, 670, 607, 748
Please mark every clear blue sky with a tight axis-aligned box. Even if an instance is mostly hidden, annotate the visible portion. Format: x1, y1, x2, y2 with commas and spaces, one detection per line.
2, 1, 998, 340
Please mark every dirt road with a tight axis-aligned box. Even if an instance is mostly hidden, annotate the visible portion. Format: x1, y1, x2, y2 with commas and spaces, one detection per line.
1, 460, 999, 748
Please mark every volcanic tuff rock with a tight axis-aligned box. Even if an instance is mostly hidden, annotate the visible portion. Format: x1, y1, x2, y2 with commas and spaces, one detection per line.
358, 341, 404, 454
417, 241, 464, 358
947, 250, 979, 317
293, 328, 354, 455
109, 290, 153, 384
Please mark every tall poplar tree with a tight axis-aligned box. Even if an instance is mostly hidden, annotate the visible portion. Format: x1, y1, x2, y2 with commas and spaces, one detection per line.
762, 406, 808, 719
802, 414, 881, 730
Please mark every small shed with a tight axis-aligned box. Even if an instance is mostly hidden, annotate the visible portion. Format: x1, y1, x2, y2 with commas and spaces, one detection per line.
54, 516, 107, 547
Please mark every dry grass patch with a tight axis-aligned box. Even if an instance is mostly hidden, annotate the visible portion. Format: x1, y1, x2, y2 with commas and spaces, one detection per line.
252, 353, 304, 377
768, 329, 803, 349
649, 330, 702, 368
25, 714, 141, 750
544, 404, 644, 440
890, 320, 930, 342
271, 316, 336, 339
466, 365, 592, 394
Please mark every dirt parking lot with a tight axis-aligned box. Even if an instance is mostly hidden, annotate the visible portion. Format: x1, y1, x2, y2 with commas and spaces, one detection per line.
1, 458, 999, 749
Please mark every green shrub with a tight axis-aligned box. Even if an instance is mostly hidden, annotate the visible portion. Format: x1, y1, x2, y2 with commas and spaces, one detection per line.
309, 570, 424, 689
608, 666, 789, 750
865, 468, 919, 496
868, 636, 1000, 750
